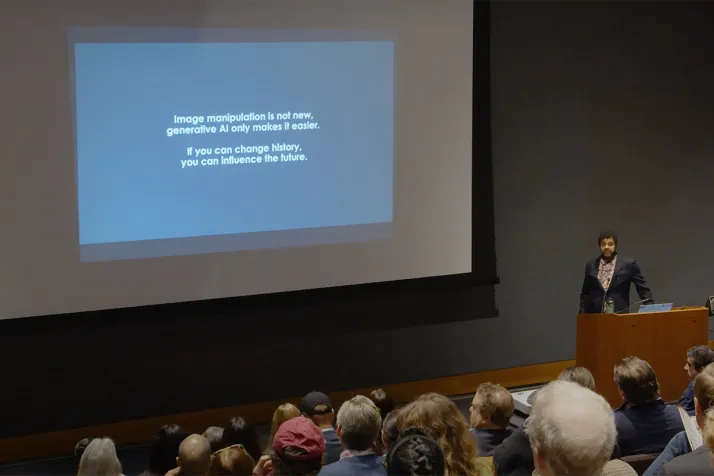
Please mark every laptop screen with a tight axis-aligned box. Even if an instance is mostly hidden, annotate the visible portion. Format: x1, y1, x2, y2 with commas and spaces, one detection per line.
638, 303, 674, 313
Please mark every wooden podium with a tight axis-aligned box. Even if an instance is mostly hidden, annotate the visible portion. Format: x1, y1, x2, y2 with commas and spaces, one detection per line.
576, 307, 709, 407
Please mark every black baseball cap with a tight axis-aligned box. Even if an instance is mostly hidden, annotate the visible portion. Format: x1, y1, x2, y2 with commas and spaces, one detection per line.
300, 391, 333, 416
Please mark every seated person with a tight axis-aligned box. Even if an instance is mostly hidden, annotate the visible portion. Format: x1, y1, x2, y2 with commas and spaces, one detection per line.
494, 366, 609, 476
469, 382, 514, 456
300, 391, 343, 465
385, 429, 445, 476
318, 396, 385, 476
661, 410, 714, 475
678, 346, 714, 414
614, 357, 684, 456
643, 362, 714, 476
254, 416, 325, 476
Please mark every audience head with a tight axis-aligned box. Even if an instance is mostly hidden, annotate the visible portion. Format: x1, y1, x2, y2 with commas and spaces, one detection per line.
381, 410, 400, 453
368, 388, 395, 421
336, 395, 382, 451
694, 362, 714, 427
209, 444, 256, 476
397, 393, 487, 476
386, 428, 445, 476
177, 434, 211, 476
527, 380, 616, 476
201, 426, 224, 453
686, 345, 714, 380
268, 403, 301, 448
147, 423, 189, 476
614, 356, 660, 404
77, 437, 122, 476
299, 391, 335, 429
221, 416, 261, 462
558, 366, 596, 391
271, 416, 325, 476
469, 382, 514, 429
74, 437, 92, 466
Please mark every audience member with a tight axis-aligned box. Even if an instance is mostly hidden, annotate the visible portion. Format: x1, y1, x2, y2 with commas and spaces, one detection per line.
380, 411, 399, 454
209, 444, 255, 475
398, 393, 490, 476
643, 362, 714, 476
469, 382, 514, 456
75, 437, 92, 467
494, 364, 602, 476
319, 395, 385, 476
221, 417, 262, 462
661, 410, 714, 475
368, 389, 396, 455
527, 381, 632, 476
202, 426, 224, 453
169, 434, 211, 476
268, 403, 301, 450
678, 345, 714, 414
77, 437, 123, 476
385, 429, 445, 476
255, 416, 325, 476
368, 389, 395, 421
141, 424, 189, 476
558, 365, 596, 391
614, 357, 684, 456
300, 391, 343, 464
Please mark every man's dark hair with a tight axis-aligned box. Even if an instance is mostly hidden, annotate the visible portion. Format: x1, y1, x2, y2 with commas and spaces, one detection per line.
221, 416, 262, 461
688, 346, 714, 373
387, 428, 445, 476
598, 231, 618, 246
614, 357, 660, 404
74, 437, 92, 465
368, 388, 395, 420
269, 448, 322, 476
146, 424, 189, 476
382, 410, 400, 452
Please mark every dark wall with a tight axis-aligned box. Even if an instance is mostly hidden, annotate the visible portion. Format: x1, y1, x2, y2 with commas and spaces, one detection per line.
2, 1, 714, 438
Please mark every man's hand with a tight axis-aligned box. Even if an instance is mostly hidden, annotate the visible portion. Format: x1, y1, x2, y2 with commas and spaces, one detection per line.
253, 454, 274, 476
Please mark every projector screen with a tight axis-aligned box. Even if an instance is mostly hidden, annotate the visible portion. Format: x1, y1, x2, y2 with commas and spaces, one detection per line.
0, 0, 474, 320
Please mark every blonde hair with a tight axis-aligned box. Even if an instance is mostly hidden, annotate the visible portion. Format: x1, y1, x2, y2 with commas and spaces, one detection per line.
210, 444, 255, 475
397, 393, 490, 476
558, 366, 596, 391
77, 438, 122, 476
267, 403, 300, 449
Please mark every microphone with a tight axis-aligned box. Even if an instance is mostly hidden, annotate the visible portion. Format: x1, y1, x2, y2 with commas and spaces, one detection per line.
614, 299, 651, 314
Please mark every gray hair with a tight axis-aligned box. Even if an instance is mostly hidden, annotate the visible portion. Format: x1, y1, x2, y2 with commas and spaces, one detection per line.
336, 395, 382, 451
526, 380, 615, 476
77, 437, 122, 476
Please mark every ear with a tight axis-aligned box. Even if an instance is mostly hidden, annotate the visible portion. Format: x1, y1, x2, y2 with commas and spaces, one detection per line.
695, 397, 703, 417
336, 425, 343, 441
176, 456, 181, 468
483, 415, 492, 425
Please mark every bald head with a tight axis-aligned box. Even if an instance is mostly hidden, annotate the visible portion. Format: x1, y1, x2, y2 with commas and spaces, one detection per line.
177, 434, 211, 476
527, 380, 615, 476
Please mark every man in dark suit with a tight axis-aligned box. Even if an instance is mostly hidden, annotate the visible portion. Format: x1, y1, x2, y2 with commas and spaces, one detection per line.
579, 231, 653, 314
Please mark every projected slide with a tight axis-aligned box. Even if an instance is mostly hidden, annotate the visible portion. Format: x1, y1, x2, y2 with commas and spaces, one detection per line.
71, 28, 394, 262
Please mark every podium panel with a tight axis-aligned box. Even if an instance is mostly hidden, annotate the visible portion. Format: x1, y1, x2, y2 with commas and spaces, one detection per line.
576, 307, 708, 407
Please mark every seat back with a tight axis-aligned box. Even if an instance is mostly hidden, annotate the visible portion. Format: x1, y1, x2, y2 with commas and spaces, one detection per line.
621, 453, 660, 475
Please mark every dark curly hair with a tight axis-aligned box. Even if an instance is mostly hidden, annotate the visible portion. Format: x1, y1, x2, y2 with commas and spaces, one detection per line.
387, 428, 445, 476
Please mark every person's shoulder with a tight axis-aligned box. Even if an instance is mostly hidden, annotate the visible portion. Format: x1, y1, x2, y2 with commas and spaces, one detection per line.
663, 446, 714, 475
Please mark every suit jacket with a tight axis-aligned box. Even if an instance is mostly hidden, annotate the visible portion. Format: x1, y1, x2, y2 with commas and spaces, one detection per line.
318, 454, 386, 476
579, 255, 653, 314
614, 400, 684, 456
663, 446, 714, 476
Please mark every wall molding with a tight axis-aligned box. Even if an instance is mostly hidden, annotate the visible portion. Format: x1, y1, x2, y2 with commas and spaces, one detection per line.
0, 360, 573, 464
